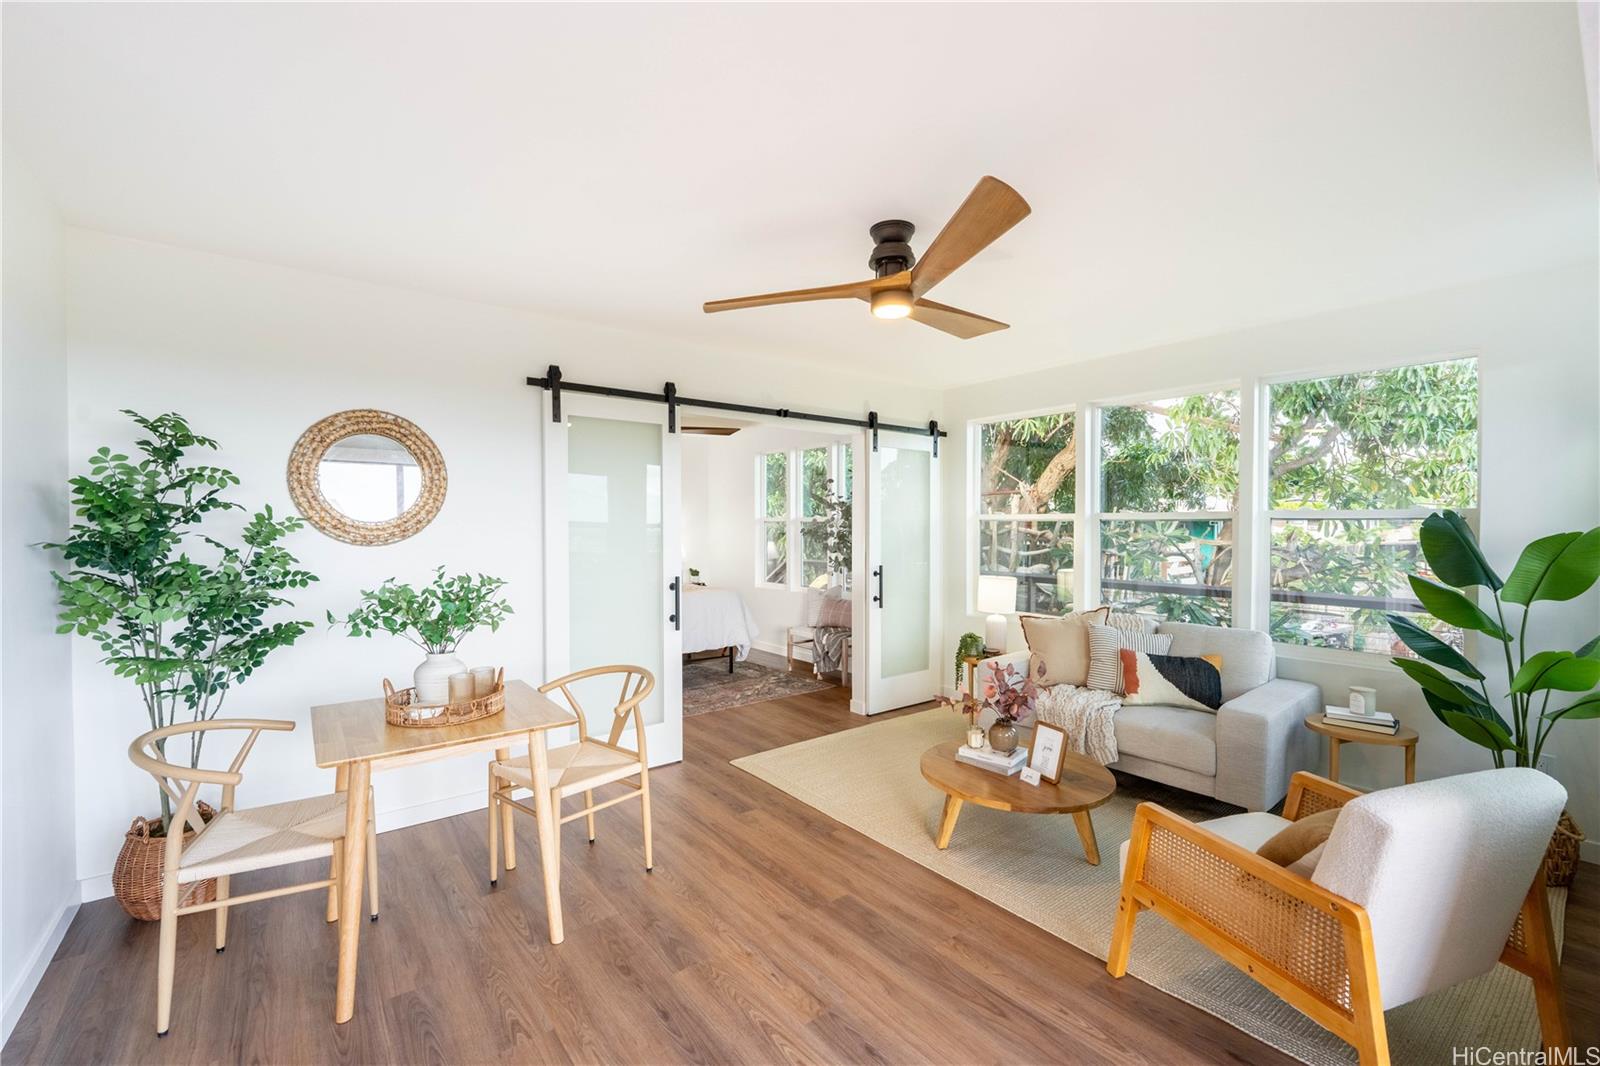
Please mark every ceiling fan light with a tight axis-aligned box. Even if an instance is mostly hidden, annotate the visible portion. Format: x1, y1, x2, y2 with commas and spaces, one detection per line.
870, 289, 913, 320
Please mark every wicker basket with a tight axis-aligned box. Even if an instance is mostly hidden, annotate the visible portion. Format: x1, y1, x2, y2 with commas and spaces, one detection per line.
1545, 809, 1584, 887
112, 803, 217, 922
384, 668, 505, 728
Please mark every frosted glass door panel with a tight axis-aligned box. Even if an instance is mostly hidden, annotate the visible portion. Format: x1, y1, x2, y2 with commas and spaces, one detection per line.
568, 416, 663, 730
880, 446, 931, 678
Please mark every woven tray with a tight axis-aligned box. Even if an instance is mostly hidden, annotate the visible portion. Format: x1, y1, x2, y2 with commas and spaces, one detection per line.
384, 668, 505, 728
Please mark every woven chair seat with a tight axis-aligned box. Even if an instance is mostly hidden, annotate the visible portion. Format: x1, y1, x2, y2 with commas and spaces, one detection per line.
493, 740, 641, 799
179, 793, 349, 882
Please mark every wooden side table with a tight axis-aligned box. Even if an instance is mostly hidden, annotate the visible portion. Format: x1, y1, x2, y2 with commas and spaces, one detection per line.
1303, 710, 1419, 785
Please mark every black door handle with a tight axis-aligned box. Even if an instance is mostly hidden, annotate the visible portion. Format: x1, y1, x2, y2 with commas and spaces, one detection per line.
872, 565, 884, 607
669, 576, 681, 631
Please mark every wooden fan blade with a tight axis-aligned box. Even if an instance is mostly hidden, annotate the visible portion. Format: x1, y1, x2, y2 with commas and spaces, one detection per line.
907, 298, 1009, 339
703, 278, 875, 313
911, 176, 1031, 298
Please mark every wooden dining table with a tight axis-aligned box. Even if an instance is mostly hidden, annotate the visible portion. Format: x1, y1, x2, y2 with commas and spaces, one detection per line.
310, 679, 577, 1023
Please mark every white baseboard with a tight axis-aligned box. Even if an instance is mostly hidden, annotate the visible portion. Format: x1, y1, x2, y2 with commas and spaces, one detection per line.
2, 896, 79, 1045
1583, 837, 1599, 865
752, 638, 807, 661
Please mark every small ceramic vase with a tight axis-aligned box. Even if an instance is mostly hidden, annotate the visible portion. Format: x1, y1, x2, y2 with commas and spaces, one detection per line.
414, 652, 466, 703
988, 720, 1020, 755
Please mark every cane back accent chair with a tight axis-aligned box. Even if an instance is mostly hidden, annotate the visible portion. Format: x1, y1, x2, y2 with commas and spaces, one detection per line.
127, 719, 378, 1036
487, 666, 655, 886
1108, 769, 1567, 1066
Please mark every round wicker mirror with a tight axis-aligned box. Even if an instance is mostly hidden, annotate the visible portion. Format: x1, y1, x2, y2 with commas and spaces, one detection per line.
287, 409, 446, 545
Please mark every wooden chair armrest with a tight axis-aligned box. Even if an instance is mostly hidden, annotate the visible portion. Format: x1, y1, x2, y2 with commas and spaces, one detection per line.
1126, 802, 1358, 914
1121, 802, 1372, 1028
1283, 771, 1363, 821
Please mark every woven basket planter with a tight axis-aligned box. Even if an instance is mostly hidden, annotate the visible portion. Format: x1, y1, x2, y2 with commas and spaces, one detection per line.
1545, 809, 1584, 887
112, 803, 217, 921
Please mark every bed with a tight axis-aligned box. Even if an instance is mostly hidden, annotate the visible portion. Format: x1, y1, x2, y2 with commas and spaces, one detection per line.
681, 585, 760, 672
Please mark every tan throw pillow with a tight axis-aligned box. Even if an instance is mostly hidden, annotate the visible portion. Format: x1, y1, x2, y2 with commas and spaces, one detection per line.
816, 593, 852, 629
1020, 607, 1109, 687
1256, 809, 1340, 867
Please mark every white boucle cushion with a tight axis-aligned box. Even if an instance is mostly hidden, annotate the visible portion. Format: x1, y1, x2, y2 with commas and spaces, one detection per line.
1312, 767, 1566, 1009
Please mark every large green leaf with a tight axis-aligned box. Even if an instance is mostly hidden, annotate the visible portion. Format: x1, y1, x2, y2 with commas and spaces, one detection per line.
1544, 693, 1600, 721
1510, 650, 1600, 694
1580, 635, 1600, 659
1439, 708, 1515, 752
1408, 575, 1510, 642
1386, 614, 1484, 680
1393, 657, 1496, 714
1419, 510, 1502, 591
1502, 528, 1600, 605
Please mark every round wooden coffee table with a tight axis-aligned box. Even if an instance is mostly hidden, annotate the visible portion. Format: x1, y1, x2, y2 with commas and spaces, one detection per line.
920, 735, 1117, 864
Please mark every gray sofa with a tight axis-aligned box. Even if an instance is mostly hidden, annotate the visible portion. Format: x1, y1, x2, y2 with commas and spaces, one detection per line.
980, 621, 1321, 811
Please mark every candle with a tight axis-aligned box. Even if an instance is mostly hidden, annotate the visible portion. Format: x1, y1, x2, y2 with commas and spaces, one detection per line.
448, 672, 474, 704
472, 666, 498, 697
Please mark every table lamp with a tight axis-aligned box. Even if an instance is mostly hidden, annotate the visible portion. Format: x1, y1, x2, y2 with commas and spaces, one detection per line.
977, 575, 1017, 652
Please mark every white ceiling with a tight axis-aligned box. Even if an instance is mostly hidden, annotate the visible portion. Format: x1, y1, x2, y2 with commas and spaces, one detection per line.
4, 3, 1595, 388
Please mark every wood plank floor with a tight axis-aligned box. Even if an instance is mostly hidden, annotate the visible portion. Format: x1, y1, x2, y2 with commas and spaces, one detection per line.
7, 685, 1597, 1064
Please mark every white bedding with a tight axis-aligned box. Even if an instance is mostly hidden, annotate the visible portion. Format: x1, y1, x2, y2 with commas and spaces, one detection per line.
681, 585, 760, 660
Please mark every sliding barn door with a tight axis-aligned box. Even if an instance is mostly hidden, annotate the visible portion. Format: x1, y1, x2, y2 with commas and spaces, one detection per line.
542, 393, 683, 764
864, 430, 941, 714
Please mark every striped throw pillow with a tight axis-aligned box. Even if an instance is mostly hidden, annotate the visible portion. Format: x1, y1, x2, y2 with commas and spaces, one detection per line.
1086, 623, 1172, 694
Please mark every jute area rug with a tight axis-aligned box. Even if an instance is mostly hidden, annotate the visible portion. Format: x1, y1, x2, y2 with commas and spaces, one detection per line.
683, 658, 833, 717
732, 709, 1566, 1066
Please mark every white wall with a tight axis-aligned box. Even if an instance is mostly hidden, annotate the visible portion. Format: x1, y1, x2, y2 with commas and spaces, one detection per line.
682, 424, 855, 656
60, 228, 940, 899
1, 150, 78, 1039
940, 262, 1600, 854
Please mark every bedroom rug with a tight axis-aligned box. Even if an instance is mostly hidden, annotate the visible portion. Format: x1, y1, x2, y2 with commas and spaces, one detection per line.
732, 709, 1567, 1066
683, 659, 833, 717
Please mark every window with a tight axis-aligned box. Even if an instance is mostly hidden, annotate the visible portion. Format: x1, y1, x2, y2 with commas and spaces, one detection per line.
1098, 391, 1239, 625
975, 412, 1076, 613
759, 451, 788, 585
1267, 358, 1478, 652
757, 442, 852, 589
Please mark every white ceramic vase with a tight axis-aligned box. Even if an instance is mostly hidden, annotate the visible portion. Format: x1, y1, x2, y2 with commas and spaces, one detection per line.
414, 651, 465, 704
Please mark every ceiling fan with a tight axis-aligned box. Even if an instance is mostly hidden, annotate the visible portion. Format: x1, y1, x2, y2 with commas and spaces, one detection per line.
703, 176, 1030, 339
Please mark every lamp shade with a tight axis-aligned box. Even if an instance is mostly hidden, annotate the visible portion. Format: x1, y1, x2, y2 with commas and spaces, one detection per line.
977, 575, 1018, 616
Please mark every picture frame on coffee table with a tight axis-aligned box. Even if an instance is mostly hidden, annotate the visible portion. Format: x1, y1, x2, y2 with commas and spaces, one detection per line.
1029, 722, 1068, 784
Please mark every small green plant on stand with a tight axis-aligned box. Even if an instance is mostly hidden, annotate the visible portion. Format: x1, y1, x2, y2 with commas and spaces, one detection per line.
954, 632, 985, 687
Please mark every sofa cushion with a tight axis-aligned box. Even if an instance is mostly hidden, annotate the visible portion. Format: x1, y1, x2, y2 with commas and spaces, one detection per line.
1121, 650, 1224, 712
1020, 607, 1109, 687
1113, 704, 1216, 777
1087, 623, 1172, 693
1156, 621, 1273, 702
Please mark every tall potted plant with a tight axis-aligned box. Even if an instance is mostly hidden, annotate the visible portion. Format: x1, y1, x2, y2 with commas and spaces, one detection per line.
1386, 510, 1598, 882
327, 567, 512, 701
47, 411, 317, 918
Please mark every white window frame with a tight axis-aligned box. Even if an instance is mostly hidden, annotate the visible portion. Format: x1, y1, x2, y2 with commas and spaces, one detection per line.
1260, 356, 1480, 656
1092, 386, 1242, 627
969, 406, 1078, 617
755, 442, 852, 591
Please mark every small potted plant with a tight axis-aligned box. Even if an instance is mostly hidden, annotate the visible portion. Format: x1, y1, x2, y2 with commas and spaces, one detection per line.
983, 660, 1037, 755
329, 567, 512, 703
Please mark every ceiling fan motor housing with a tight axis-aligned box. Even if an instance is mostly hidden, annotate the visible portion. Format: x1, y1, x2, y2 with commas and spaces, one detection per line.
868, 219, 916, 277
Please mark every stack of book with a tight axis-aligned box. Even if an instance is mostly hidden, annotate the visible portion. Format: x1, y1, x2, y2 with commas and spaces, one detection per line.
1323, 706, 1399, 735
956, 744, 1028, 776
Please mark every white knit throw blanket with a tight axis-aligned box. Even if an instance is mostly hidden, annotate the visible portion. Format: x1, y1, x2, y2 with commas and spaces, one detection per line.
1033, 684, 1123, 765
